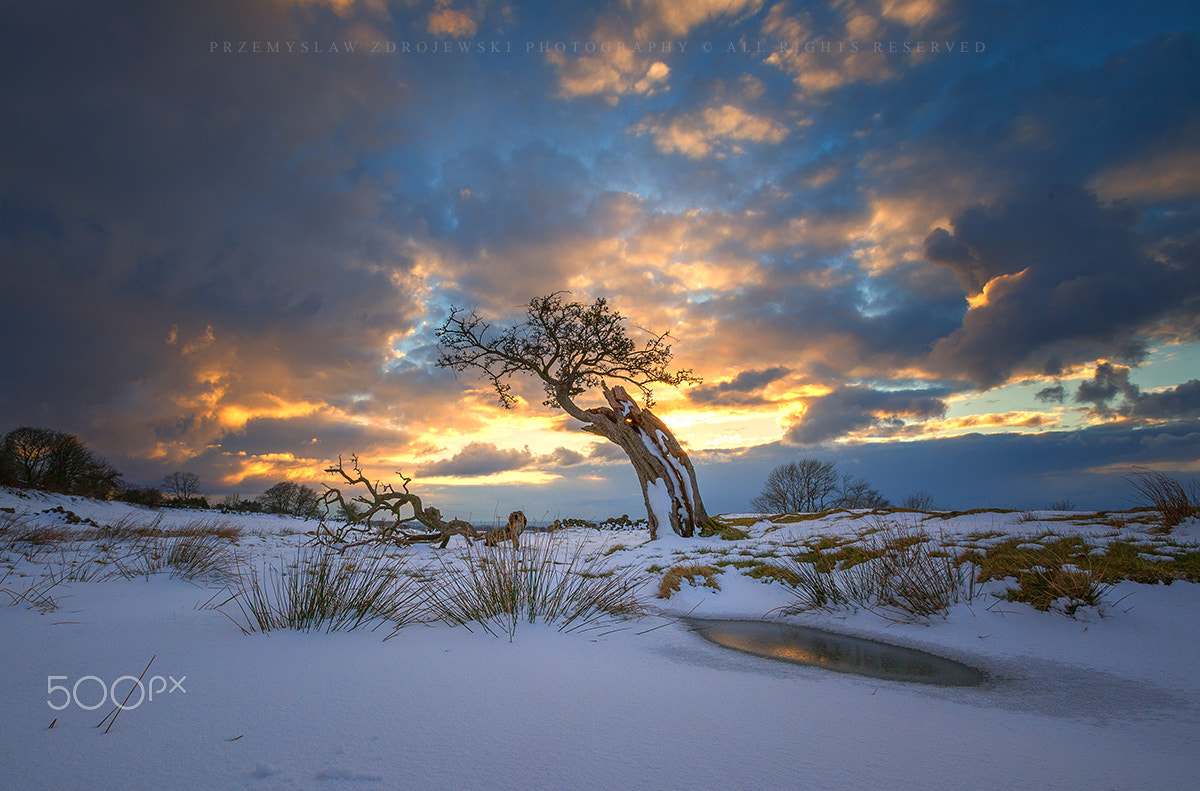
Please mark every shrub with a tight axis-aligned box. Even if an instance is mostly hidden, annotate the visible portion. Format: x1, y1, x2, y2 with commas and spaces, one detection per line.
118, 487, 164, 508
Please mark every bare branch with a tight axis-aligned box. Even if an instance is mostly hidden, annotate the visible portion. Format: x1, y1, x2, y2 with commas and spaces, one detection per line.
316, 455, 480, 551
435, 292, 699, 413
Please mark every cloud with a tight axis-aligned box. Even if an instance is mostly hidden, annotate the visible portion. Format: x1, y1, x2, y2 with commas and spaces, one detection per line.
634, 0, 764, 38
1127, 380, 1200, 421
925, 187, 1200, 387
1075, 363, 1140, 410
690, 366, 791, 406
785, 385, 948, 445
633, 105, 790, 159
759, 0, 952, 96
1092, 146, 1200, 204
1035, 385, 1066, 404
413, 441, 600, 479
1073, 363, 1200, 423
416, 442, 536, 477
428, 1, 477, 37
547, 50, 669, 103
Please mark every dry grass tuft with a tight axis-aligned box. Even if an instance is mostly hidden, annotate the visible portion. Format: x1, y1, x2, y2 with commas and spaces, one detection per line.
1125, 468, 1197, 532
657, 563, 722, 599
426, 533, 647, 639
217, 546, 425, 634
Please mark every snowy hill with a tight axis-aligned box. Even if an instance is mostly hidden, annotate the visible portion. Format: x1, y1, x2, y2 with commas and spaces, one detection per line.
2, 487, 1198, 790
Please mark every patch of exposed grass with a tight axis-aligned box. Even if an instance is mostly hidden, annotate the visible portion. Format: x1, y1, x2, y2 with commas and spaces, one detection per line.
4, 523, 75, 547
928, 508, 1016, 520
715, 516, 760, 527
778, 519, 976, 621
699, 520, 751, 541
998, 542, 1112, 616
955, 532, 1194, 615
657, 563, 722, 599
744, 562, 802, 586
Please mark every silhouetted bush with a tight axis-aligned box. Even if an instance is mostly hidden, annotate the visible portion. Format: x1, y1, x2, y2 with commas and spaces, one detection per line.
118, 487, 164, 508
0, 426, 122, 498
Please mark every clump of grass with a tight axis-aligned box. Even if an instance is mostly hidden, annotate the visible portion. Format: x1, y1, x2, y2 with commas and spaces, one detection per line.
960, 534, 1113, 616
111, 533, 237, 581
1, 576, 60, 613
4, 523, 75, 547
1125, 468, 1197, 532
657, 563, 722, 599
779, 518, 976, 621
427, 534, 647, 639
1003, 545, 1111, 616
744, 562, 801, 586
161, 533, 238, 580
44, 546, 116, 583
219, 546, 425, 634
165, 519, 242, 540
699, 520, 751, 540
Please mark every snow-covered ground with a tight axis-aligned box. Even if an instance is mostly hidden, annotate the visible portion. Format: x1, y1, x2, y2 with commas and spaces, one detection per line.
2, 487, 1198, 790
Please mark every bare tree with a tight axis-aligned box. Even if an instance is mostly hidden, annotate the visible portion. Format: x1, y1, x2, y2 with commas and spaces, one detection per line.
0, 426, 121, 497
750, 459, 839, 513
834, 474, 889, 509
259, 481, 320, 517
162, 471, 201, 500
901, 492, 936, 510
437, 292, 713, 538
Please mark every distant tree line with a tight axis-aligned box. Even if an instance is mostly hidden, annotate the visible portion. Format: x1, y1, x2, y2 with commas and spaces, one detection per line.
1, 425, 319, 517
752, 459, 889, 513
752, 458, 939, 513
0, 426, 122, 498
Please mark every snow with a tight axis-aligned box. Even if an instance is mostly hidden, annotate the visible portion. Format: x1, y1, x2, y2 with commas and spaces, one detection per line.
2, 488, 1199, 790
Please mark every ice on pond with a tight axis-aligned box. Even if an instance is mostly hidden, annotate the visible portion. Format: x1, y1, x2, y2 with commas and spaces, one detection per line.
685, 618, 986, 687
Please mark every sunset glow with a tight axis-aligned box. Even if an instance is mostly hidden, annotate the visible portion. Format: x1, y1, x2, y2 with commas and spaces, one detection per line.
1, 1, 1197, 516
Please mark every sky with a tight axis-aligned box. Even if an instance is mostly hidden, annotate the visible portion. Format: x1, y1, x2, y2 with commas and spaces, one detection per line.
1, 0, 1197, 519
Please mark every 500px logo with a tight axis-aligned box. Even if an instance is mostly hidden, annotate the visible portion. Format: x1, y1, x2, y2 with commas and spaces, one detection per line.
47, 674, 186, 711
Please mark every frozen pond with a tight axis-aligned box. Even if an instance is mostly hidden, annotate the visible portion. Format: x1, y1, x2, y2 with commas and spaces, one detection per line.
685, 618, 986, 687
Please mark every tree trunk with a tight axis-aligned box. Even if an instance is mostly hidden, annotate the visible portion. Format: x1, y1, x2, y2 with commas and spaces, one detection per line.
568, 383, 712, 539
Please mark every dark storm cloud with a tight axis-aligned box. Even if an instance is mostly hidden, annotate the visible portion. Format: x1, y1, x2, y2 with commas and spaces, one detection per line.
925, 188, 1200, 387
413, 441, 594, 478
785, 385, 948, 445
1076, 363, 1140, 409
0, 0, 428, 464
689, 366, 790, 406
1072, 363, 1200, 423
1127, 380, 1200, 421
1035, 385, 1066, 405
416, 442, 537, 477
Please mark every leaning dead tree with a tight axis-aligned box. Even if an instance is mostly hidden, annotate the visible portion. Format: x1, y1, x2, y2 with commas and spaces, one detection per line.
316, 455, 481, 550
436, 292, 714, 539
